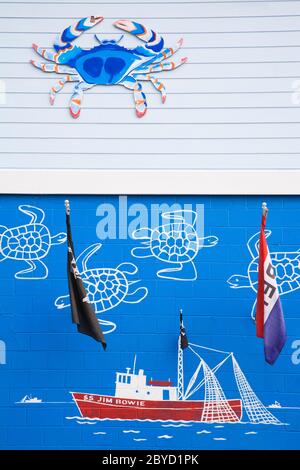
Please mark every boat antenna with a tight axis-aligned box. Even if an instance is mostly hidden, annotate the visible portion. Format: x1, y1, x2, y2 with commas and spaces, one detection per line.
133, 354, 137, 375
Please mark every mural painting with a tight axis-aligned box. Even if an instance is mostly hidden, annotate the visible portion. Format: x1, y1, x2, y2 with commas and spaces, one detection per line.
0, 196, 299, 450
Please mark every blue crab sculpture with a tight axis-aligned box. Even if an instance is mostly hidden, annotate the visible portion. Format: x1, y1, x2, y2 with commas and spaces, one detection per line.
31, 16, 187, 118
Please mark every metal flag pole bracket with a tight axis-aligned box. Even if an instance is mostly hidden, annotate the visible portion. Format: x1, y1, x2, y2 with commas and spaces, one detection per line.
65, 199, 70, 215
179, 308, 183, 323
262, 201, 268, 217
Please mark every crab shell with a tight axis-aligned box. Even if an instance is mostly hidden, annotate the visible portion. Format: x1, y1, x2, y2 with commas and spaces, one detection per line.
0, 224, 51, 260
248, 251, 300, 295
80, 267, 131, 313
150, 222, 199, 264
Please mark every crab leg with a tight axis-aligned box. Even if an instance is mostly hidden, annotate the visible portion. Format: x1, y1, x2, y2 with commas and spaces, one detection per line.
69, 82, 94, 119
30, 60, 77, 74
152, 39, 184, 64
138, 57, 187, 74
54, 16, 104, 52
50, 74, 80, 105
132, 73, 167, 103
114, 20, 164, 54
32, 44, 61, 63
121, 76, 147, 117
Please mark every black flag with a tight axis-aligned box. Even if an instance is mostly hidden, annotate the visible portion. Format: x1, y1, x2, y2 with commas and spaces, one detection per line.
65, 200, 106, 350
180, 310, 188, 349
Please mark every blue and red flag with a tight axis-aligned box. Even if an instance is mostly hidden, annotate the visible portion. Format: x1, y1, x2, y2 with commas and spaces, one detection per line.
256, 209, 286, 364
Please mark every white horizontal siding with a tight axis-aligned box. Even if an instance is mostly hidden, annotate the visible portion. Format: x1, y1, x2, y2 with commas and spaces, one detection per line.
2, 16, 300, 31
3, 122, 300, 138
2, 107, 300, 123
1, 0, 300, 169
1, 92, 296, 108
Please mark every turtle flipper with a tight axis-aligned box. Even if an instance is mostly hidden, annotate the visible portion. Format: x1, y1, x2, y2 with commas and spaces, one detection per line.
0, 225, 7, 262
15, 259, 48, 280
123, 286, 148, 303
131, 227, 152, 240
250, 298, 257, 322
18, 205, 45, 224
157, 261, 197, 281
248, 229, 272, 259
76, 243, 102, 272
117, 262, 138, 275
54, 294, 70, 309
98, 318, 116, 334
131, 246, 152, 258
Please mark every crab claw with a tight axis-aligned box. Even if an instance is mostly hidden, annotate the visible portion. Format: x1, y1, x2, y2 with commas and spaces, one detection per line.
114, 20, 164, 52
54, 16, 104, 52
114, 20, 136, 33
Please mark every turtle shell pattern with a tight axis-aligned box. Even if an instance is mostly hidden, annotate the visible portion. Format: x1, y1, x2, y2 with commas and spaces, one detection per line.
0, 224, 51, 260
81, 267, 129, 313
248, 251, 300, 295
150, 221, 199, 264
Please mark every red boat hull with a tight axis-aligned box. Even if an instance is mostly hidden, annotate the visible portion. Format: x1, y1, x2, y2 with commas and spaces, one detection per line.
72, 392, 242, 422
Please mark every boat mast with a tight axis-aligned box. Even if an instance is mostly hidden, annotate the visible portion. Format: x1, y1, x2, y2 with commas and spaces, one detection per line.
133, 354, 137, 375
177, 309, 184, 400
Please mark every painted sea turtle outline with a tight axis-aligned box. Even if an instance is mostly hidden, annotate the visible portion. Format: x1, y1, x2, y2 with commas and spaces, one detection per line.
227, 229, 300, 320
0, 205, 67, 280
131, 210, 219, 281
55, 243, 148, 334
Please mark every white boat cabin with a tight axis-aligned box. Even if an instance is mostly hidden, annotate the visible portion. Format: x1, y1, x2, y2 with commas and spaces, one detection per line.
115, 367, 178, 401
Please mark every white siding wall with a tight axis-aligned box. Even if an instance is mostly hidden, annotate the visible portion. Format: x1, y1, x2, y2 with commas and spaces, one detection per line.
1, 0, 300, 169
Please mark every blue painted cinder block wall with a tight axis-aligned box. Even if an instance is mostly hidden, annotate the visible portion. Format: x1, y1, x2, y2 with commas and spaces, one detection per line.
0, 195, 300, 450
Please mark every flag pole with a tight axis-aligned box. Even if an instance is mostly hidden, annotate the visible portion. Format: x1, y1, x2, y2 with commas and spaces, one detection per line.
63, 198, 106, 349
256, 201, 286, 364
252, 202, 268, 324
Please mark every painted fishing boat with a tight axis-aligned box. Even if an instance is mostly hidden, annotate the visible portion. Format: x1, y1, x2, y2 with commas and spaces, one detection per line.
72, 338, 244, 423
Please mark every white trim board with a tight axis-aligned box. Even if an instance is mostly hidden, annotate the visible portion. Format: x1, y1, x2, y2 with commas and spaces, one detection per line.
0, 169, 299, 195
